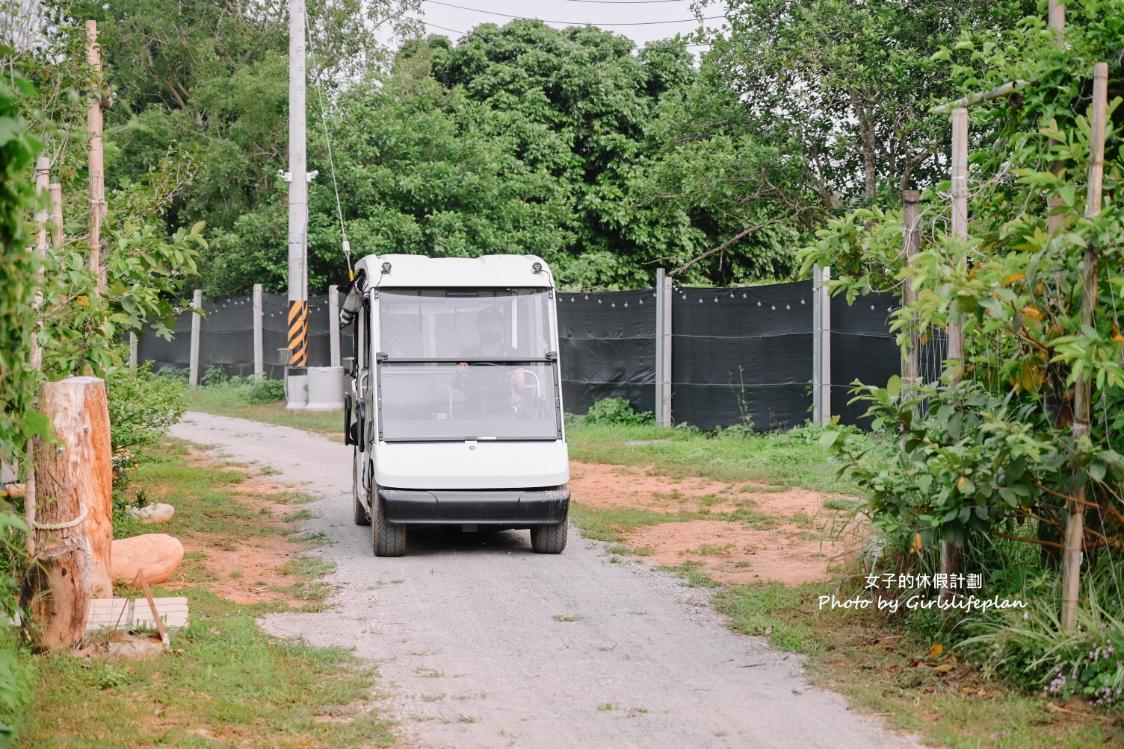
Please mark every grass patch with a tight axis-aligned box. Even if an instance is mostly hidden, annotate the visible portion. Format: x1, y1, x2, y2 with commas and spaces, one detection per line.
15, 440, 393, 748
184, 394, 853, 495
569, 504, 688, 542
567, 421, 858, 494
188, 386, 343, 438
277, 556, 336, 605
21, 591, 394, 748
712, 581, 1122, 748
658, 562, 721, 589
570, 503, 777, 544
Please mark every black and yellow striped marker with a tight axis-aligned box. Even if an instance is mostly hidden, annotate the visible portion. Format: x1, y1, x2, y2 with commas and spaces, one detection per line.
287, 299, 309, 367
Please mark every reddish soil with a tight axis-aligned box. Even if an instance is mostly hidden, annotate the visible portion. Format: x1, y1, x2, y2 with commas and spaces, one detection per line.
569, 460, 770, 515
570, 461, 864, 586
163, 451, 314, 607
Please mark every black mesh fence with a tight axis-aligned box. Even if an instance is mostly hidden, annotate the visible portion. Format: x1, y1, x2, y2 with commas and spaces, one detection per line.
198, 295, 255, 380
139, 283, 912, 430
556, 289, 656, 416
830, 292, 901, 427
138, 290, 351, 381
137, 307, 192, 374
672, 282, 813, 431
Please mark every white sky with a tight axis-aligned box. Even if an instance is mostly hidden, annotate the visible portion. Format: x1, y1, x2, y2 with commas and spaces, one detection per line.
414, 0, 725, 51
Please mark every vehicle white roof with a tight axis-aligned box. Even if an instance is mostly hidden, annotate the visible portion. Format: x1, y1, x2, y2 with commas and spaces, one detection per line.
358, 254, 555, 289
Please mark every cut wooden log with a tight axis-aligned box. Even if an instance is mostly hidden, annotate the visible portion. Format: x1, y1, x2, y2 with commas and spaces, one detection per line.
21, 376, 113, 650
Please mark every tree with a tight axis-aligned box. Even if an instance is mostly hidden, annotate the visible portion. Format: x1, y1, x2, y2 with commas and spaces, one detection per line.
703, 0, 1035, 205
55, 0, 420, 294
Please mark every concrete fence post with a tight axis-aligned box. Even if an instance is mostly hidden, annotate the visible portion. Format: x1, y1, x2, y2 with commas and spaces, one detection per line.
189, 289, 202, 388
812, 264, 822, 424
654, 268, 673, 427
819, 267, 831, 425
253, 284, 264, 380
328, 284, 341, 367
128, 332, 138, 369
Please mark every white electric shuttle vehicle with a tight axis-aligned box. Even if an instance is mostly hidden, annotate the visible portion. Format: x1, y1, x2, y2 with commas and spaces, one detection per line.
340, 254, 570, 557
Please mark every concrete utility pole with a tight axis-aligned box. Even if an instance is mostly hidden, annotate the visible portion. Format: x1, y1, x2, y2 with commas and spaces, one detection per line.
286, 0, 310, 372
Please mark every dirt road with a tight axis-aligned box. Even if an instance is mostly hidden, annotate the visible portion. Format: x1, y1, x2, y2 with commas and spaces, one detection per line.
171, 412, 917, 749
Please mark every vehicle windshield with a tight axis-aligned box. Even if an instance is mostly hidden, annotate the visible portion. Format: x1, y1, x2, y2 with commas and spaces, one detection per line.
377, 289, 560, 441
379, 288, 553, 360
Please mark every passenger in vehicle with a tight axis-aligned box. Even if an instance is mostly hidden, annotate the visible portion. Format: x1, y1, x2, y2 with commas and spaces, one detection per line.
453, 306, 530, 416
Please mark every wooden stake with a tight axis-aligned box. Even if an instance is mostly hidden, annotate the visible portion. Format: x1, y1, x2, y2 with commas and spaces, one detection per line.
947, 108, 968, 372
1047, 3, 1066, 235
1061, 62, 1108, 632
940, 108, 970, 599
22, 377, 113, 649
25, 156, 50, 556
901, 190, 921, 400
1048, 0, 1065, 46
31, 158, 48, 372
86, 20, 106, 293
49, 182, 63, 249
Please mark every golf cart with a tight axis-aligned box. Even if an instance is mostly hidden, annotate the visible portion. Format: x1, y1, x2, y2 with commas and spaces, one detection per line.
340, 254, 570, 557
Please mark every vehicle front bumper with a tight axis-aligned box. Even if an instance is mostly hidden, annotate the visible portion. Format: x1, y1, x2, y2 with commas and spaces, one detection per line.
378, 486, 570, 526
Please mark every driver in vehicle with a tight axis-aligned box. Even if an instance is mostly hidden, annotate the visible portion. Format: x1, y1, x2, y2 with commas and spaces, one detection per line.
453, 306, 530, 416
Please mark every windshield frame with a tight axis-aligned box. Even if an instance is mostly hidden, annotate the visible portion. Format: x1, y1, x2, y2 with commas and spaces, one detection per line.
372, 287, 563, 443
375, 287, 556, 363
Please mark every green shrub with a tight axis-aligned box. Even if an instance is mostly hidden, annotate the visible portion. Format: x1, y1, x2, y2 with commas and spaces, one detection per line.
240, 378, 284, 404
959, 570, 1124, 708
582, 397, 652, 426
106, 363, 188, 486
201, 365, 228, 387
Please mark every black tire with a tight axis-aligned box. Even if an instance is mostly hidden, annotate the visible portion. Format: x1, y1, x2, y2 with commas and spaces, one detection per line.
353, 448, 370, 526
530, 521, 567, 554
372, 494, 407, 557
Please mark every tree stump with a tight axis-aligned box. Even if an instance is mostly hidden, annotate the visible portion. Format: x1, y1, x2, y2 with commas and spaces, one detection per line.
21, 376, 113, 649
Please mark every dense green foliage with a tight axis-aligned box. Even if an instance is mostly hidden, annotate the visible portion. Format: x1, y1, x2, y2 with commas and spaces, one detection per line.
0, 75, 38, 746
808, 0, 1124, 705
71, 2, 1035, 294
710, 0, 1035, 204
0, 79, 43, 474
105, 364, 188, 486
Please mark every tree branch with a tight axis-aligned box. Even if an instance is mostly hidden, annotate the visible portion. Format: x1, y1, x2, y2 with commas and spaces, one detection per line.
669, 216, 788, 277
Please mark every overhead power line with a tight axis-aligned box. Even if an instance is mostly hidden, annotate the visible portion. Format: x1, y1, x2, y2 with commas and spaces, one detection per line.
422, 0, 720, 26
559, 0, 690, 4
422, 20, 468, 35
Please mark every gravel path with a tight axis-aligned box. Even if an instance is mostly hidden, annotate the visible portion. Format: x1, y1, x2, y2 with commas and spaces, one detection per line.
171, 411, 918, 749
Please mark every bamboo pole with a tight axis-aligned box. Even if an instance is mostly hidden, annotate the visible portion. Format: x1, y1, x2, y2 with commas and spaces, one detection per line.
931, 80, 1031, 115
940, 108, 969, 599
1048, 0, 1065, 45
86, 20, 106, 293
947, 108, 968, 369
1047, 3, 1066, 235
901, 190, 921, 400
26, 156, 50, 555
1061, 62, 1108, 632
1037, 4, 1068, 565
49, 183, 62, 249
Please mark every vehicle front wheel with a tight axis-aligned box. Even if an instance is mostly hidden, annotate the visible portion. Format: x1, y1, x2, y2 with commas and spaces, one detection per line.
530, 521, 567, 554
352, 448, 370, 527
372, 495, 406, 557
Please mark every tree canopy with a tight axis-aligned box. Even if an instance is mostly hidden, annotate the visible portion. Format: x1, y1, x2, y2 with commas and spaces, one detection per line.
16, 0, 1050, 296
